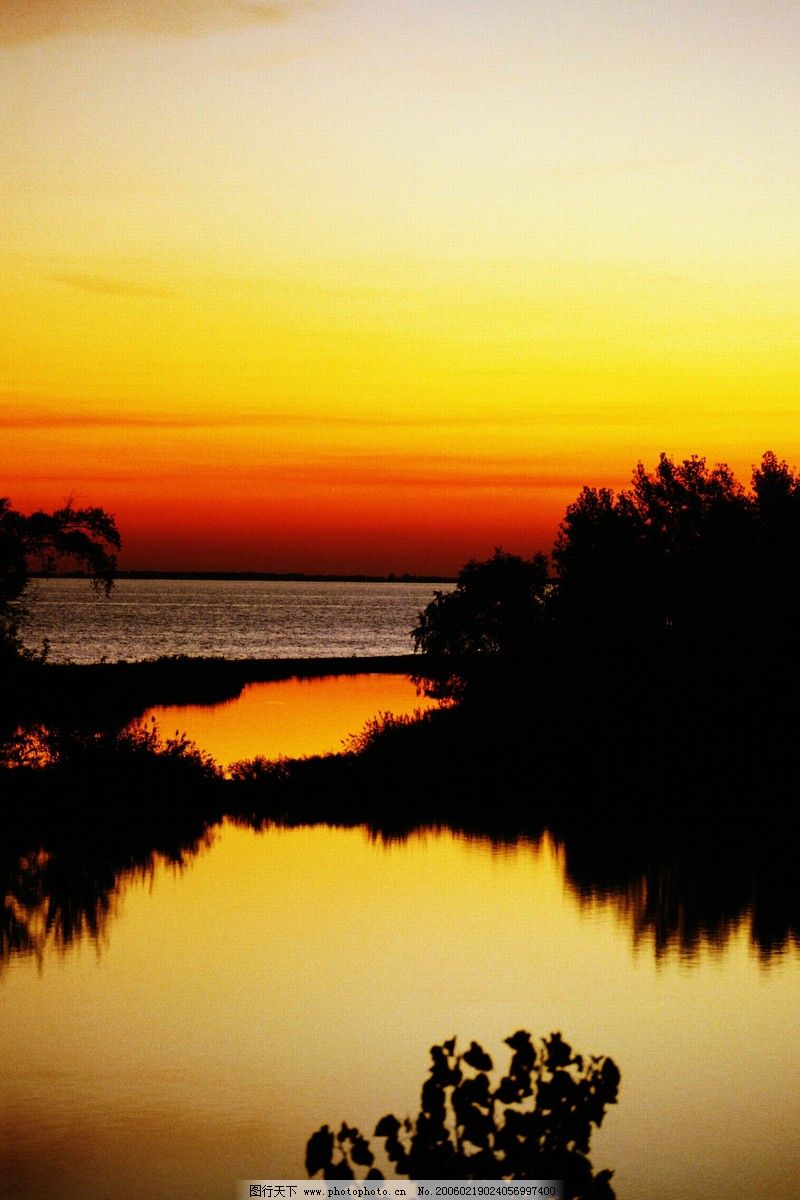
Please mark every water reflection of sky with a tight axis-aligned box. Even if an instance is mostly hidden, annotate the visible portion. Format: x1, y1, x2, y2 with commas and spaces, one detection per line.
2, 822, 799, 1200
139, 673, 437, 767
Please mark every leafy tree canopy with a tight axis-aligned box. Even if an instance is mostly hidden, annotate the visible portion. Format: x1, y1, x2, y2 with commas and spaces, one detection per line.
411, 549, 549, 698
413, 453, 800, 671
412, 550, 549, 659
552, 451, 800, 640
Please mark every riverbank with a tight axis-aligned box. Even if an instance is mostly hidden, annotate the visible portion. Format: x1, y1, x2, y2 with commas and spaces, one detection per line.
4, 640, 800, 963
7, 653, 439, 730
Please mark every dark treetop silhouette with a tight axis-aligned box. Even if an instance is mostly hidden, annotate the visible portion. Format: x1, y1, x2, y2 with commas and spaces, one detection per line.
306, 1030, 619, 1197
411, 452, 800, 680
412, 549, 549, 657
552, 450, 800, 644
0, 497, 120, 660
411, 549, 550, 698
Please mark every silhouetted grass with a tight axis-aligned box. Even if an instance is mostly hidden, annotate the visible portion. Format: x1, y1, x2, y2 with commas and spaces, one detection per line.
3, 652, 431, 736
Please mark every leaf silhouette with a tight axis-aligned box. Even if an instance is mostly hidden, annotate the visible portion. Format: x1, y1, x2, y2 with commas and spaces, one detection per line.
374, 1114, 401, 1138
306, 1030, 619, 1197
305, 1126, 334, 1176
462, 1041, 493, 1072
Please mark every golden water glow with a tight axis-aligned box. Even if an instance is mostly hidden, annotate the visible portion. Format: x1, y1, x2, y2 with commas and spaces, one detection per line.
2, 2, 798, 571
2, 823, 799, 1198
141, 674, 437, 766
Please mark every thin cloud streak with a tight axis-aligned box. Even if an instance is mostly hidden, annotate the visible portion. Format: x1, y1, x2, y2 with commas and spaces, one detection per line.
0, 0, 322, 46
3, 470, 588, 493
1, 403, 647, 432
48, 273, 175, 299
3, 458, 598, 493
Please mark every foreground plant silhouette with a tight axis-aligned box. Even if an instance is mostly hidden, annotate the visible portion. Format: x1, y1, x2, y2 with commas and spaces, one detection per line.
306, 1031, 619, 1198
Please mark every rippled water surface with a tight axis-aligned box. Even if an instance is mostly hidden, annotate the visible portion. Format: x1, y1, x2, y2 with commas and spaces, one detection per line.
21, 579, 447, 663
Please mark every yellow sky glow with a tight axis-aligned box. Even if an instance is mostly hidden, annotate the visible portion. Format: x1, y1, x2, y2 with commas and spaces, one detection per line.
2, 0, 798, 570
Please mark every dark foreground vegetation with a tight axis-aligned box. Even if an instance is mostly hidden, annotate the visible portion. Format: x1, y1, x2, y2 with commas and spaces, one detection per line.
306, 1031, 619, 1195
6, 653, 423, 731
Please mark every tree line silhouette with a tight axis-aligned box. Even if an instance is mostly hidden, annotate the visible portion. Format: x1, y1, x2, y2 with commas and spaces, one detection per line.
5, 449, 800, 668
413, 451, 800, 694
4, 720, 798, 968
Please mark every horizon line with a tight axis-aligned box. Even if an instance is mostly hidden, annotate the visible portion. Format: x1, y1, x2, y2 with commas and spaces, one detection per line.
29, 569, 459, 584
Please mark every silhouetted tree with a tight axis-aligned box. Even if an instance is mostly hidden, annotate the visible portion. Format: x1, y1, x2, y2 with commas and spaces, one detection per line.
750, 451, 800, 634
412, 550, 549, 697
0, 497, 120, 660
307, 1030, 619, 1197
551, 453, 781, 642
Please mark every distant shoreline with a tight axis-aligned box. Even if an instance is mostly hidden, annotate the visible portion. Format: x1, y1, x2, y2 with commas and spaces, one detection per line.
30, 571, 456, 584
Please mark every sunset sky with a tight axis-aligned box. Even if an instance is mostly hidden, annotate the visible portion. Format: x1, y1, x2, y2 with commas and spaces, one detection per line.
2, 0, 798, 572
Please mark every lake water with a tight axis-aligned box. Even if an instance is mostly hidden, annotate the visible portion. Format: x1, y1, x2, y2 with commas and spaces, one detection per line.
2, 821, 799, 1200
21, 579, 447, 664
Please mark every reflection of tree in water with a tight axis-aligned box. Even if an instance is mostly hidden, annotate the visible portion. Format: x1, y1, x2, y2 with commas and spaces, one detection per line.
3, 698, 799, 969
6, 789, 796, 969
559, 823, 800, 962
1, 722, 224, 966
231, 755, 800, 965
1, 829, 216, 966
2, 845, 115, 962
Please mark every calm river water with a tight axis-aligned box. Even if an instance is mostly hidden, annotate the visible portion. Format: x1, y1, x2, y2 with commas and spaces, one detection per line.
2, 822, 798, 1200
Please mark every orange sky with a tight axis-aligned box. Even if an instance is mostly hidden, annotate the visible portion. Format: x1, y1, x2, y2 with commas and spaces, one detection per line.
2, 1, 798, 572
